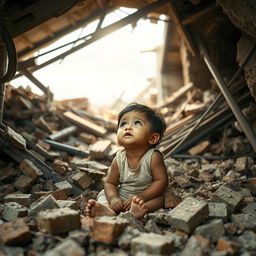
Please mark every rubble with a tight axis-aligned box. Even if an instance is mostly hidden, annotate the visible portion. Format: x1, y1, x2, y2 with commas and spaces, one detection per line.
0, 85, 256, 255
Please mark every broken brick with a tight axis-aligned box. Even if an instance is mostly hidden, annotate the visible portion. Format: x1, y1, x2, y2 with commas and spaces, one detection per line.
14, 175, 34, 192
4, 193, 31, 208
19, 159, 43, 180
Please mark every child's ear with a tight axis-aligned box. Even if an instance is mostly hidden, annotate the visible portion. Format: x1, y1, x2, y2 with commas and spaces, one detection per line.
149, 133, 160, 145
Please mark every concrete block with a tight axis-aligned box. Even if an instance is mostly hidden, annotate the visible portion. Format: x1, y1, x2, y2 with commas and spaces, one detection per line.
2, 202, 28, 221
19, 159, 43, 180
4, 193, 31, 208
0, 218, 31, 246
37, 208, 81, 234
167, 197, 209, 233
54, 181, 73, 196
131, 233, 174, 256
92, 216, 129, 244
29, 194, 59, 215
212, 185, 244, 212
208, 202, 228, 220
57, 200, 78, 210
71, 171, 93, 189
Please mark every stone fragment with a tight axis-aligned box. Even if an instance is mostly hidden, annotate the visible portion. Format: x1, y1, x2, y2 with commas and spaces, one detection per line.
194, 219, 225, 242
19, 159, 43, 180
0, 218, 31, 246
54, 181, 73, 195
4, 193, 31, 208
53, 159, 69, 175
14, 175, 34, 192
34, 190, 68, 200
2, 202, 28, 221
57, 200, 78, 210
164, 189, 182, 208
29, 194, 59, 215
144, 219, 162, 234
37, 208, 81, 234
44, 239, 85, 256
208, 202, 228, 220
92, 216, 129, 244
167, 197, 209, 233
235, 157, 248, 172
5, 126, 26, 149
181, 235, 209, 256
241, 202, 256, 215
71, 171, 93, 189
231, 213, 256, 231
212, 185, 244, 212
120, 212, 145, 232
118, 226, 142, 250
237, 230, 256, 251
131, 233, 174, 256
89, 139, 111, 159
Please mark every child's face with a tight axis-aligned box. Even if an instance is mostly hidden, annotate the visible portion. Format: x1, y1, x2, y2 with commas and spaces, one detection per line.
117, 110, 156, 149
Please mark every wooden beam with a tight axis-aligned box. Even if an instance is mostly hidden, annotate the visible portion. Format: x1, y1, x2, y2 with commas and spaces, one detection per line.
40, 24, 54, 37
168, 0, 197, 56
18, 35, 34, 48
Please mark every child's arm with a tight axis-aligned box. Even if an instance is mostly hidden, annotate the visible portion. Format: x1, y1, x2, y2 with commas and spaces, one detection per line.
104, 158, 124, 212
137, 151, 168, 201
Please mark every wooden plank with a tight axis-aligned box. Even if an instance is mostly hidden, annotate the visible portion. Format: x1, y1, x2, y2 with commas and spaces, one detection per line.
63, 111, 107, 137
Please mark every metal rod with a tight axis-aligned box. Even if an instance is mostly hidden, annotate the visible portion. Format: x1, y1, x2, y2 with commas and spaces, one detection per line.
48, 125, 78, 141
196, 34, 256, 152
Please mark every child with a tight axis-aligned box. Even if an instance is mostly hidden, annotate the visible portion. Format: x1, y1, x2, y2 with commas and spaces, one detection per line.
86, 103, 168, 219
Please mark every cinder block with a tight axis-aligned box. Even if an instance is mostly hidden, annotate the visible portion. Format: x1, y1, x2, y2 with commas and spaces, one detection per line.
19, 159, 43, 180
4, 193, 31, 208
212, 185, 244, 212
0, 218, 31, 246
37, 208, 81, 234
167, 197, 209, 233
92, 216, 129, 244
2, 202, 28, 221
131, 233, 174, 256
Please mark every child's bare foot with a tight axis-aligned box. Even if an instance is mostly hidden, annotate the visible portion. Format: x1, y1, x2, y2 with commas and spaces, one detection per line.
129, 196, 148, 219
86, 199, 116, 218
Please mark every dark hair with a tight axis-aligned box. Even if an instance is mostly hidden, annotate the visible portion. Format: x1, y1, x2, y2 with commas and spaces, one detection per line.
117, 103, 166, 146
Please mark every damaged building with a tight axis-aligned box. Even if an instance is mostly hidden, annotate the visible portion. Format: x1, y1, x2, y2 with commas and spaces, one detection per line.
0, 0, 256, 255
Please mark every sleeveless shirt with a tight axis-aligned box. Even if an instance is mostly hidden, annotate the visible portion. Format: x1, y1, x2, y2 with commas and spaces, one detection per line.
96, 148, 156, 203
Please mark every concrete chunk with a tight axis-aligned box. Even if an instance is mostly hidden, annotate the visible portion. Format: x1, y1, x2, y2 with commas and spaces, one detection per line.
4, 193, 31, 208
37, 208, 81, 234
71, 171, 93, 190
208, 202, 228, 220
231, 213, 256, 231
29, 194, 59, 215
54, 181, 73, 196
0, 218, 31, 246
131, 233, 174, 256
167, 197, 209, 233
212, 185, 244, 212
92, 216, 129, 244
19, 159, 43, 180
2, 202, 28, 221
14, 175, 34, 192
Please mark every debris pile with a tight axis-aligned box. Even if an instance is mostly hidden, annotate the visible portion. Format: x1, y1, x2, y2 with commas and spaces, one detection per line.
0, 84, 256, 255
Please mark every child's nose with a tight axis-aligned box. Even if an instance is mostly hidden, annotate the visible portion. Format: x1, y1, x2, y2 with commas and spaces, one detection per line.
125, 123, 132, 130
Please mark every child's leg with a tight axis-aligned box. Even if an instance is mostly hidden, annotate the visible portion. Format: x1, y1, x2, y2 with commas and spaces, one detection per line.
144, 195, 165, 212
86, 199, 116, 218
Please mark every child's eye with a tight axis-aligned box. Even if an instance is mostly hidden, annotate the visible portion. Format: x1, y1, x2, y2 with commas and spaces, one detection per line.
120, 121, 127, 127
134, 120, 142, 126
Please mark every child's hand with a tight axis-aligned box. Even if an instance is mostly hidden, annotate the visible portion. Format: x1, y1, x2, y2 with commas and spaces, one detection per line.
123, 197, 133, 211
110, 197, 124, 212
